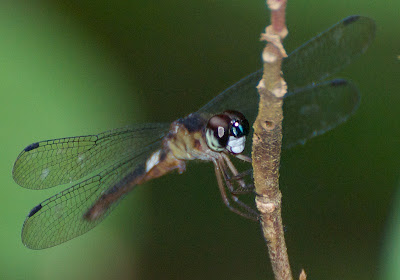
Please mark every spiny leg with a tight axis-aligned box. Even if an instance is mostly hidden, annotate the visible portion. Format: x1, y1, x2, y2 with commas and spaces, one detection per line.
234, 154, 252, 163
221, 154, 254, 195
213, 159, 258, 221
213, 159, 237, 210
230, 169, 253, 181
221, 153, 247, 189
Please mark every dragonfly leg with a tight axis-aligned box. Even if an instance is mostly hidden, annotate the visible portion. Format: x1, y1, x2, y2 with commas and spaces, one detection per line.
230, 185, 255, 195
230, 169, 253, 183
234, 154, 252, 163
229, 171, 254, 195
221, 154, 247, 188
213, 158, 259, 221
221, 154, 254, 195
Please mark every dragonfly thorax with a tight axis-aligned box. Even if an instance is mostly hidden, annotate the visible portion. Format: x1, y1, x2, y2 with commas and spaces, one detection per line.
165, 110, 249, 162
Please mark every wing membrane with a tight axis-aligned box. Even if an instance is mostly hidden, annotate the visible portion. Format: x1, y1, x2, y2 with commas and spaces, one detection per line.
13, 123, 170, 190
283, 16, 375, 92
199, 16, 375, 146
21, 142, 158, 249
282, 79, 360, 149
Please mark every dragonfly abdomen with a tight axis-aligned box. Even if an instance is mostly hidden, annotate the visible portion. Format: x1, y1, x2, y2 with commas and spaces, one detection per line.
84, 150, 185, 221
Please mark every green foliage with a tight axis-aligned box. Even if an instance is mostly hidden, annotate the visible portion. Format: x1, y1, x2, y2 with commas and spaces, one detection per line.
0, 1, 398, 280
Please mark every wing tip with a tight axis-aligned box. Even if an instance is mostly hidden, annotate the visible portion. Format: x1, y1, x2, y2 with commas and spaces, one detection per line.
343, 15, 360, 25
24, 142, 40, 152
12, 142, 40, 186
329, 79, 348, 87
27, 203, 43, 218
342, 15, 376, 38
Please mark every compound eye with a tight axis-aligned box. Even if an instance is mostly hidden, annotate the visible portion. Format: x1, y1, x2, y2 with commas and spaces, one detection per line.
223, 110, 250, 137
205, 114, 230, 151
230, 118, 249, 138
221, 110, 249, 154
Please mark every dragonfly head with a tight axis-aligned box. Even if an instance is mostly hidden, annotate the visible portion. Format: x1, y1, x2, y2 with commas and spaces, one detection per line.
205, 110, 249, 154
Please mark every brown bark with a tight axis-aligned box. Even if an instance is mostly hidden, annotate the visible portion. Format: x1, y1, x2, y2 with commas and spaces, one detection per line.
251, 0, 304, 279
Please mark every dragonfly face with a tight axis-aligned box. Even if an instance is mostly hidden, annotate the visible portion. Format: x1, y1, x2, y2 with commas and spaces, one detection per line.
205, 110, 250, 154
12, 15, 375, 249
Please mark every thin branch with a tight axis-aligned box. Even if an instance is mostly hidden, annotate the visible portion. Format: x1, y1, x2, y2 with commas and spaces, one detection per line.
251, 0, 304, 279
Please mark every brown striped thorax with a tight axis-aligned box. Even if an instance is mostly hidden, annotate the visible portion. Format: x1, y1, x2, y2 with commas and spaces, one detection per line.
164, 110, 249, 161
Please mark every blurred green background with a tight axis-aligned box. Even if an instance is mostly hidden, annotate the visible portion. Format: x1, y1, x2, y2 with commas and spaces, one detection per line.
0, 1, 398, 279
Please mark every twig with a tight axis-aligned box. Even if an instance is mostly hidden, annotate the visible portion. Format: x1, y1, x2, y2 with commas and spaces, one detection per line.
251, 0, 303, 279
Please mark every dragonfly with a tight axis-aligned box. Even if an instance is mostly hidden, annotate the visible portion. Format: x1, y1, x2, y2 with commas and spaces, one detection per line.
13, 15, 375, 249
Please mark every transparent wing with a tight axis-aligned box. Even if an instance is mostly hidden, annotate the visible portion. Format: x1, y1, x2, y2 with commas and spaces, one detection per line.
21, 142, 159, 249
198, 15, 375, 150
283, 15, 375, 92
198, 69, 261, 128
282, 79, 359, 149
13, 123, 170, 190
204, 79, 359, 157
